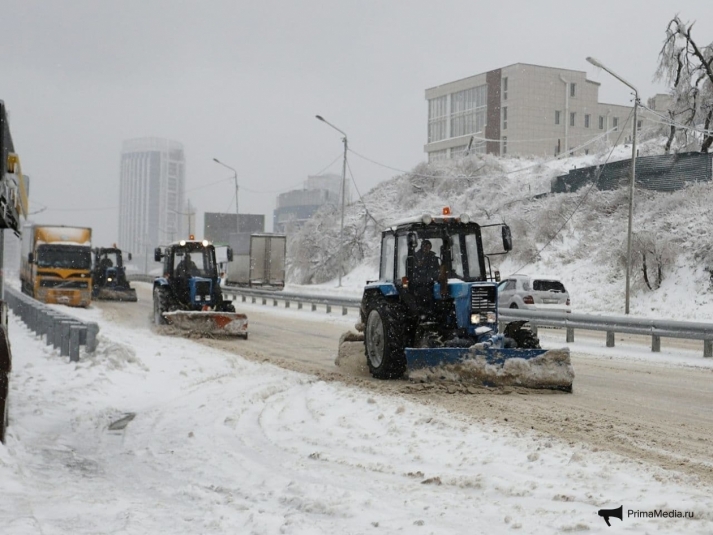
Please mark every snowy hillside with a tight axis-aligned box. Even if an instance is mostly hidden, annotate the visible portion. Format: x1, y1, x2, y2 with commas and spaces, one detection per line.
287, 138, 713, 322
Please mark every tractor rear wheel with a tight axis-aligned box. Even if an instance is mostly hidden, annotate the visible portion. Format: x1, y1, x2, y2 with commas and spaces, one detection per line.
153, 287, 170, 325
364, 301, 407, 379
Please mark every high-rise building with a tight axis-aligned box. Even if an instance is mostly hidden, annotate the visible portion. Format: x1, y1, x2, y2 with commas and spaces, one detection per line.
118, 137, 186, 272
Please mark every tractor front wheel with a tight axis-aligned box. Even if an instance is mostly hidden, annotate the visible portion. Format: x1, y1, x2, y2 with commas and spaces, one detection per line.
153, 287, 170, 325
364, 301, 407, 379
503, 320, 540, 349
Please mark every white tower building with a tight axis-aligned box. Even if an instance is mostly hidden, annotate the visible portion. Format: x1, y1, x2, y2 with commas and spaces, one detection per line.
118, 137, 186, 272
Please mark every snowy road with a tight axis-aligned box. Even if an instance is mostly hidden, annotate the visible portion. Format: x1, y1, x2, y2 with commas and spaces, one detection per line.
2, 282, 713, 533
102, 283, 713, 487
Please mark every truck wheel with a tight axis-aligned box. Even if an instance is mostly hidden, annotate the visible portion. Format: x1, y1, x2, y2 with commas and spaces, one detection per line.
153, 287, 169, 325
364, 301, 406, 379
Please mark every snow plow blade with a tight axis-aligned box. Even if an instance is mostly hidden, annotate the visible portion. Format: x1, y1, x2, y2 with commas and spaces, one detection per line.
405, 346, 574, 392
93, 288, 138, 302
162, 311, 248, 337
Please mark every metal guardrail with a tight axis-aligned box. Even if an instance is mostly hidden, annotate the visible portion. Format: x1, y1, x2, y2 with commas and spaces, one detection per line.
4, 286, 100, 362
500, 308, 713, 358
223, 286, 713, 358
129, 276, 713, 358
222, 285, 360, 316
129, 274, 155, 284
129, 275, 359, 315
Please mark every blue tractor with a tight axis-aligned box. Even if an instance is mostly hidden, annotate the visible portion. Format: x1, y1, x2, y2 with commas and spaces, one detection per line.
92, 247, 137, 302
153, 238, 248, 338
357, 209, 573, 391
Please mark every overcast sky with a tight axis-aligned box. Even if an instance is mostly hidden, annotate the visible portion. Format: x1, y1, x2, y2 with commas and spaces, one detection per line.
1, 0, 712, 246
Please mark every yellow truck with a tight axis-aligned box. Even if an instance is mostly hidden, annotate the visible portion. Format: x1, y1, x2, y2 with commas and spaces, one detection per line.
20, 224, 93, 307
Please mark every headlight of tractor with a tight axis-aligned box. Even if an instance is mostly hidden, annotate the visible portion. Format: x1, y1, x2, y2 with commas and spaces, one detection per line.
486, 312, 496, 323
470, 313, 481, 324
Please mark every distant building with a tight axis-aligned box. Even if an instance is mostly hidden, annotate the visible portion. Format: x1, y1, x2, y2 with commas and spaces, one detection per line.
118, 137, 186, 271
273, 174, 350, 233
203, 213, 265, 245
425, 63, 646, 161
647, 93, 674, 115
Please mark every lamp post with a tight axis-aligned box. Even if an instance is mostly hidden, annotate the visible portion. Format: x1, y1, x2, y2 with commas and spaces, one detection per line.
213, 158, 240, 236
586, 56, 639, 315
315, 115, 348, 287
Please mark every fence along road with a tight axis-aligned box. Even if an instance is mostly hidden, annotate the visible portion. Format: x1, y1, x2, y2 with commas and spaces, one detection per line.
4, 286, 99, 362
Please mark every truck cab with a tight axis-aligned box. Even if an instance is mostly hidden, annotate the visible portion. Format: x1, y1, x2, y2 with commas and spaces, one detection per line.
21, 225, 93, 307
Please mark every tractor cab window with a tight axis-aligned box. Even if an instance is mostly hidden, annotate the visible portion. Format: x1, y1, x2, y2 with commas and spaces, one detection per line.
173, 248, 214, 278
446, 232, 483, 281
98, 251, 120, 269
464, 234, 482, 280
109, 251, 121, 267
449, 236, 465, 278
409, 237, 443, 284
396, 235, 408, 280
380, 235, 395, 281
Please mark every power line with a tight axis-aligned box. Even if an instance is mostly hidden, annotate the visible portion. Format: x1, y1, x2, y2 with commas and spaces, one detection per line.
186, 177, 233, 193
345, 159, 383, 228
314, 153, 344, 176
638, 101, 713, 136
31, 205, 119, 212
348, 127, 617, 181
508, 108, 635, 275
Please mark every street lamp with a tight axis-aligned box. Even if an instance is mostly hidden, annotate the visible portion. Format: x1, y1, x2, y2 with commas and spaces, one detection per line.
213, 158, 239, 236
315, 114, 348, 287
586, 56, 639, 315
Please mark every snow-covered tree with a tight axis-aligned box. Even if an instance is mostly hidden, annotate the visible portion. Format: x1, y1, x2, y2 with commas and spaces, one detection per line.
654, 15, 713, 153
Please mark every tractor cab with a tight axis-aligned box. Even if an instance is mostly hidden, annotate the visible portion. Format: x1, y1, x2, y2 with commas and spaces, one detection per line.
155, 239, 229, 308
152, 238, 246, 337
374, 209, 512, 334
380, 209, 511, 288
168, 242, 217, 280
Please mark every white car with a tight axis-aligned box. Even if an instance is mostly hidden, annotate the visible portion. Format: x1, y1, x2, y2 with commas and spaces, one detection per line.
497, 274, 571, 313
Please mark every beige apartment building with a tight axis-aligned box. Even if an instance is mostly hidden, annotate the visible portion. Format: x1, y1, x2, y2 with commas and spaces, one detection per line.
425, 63, 640, 161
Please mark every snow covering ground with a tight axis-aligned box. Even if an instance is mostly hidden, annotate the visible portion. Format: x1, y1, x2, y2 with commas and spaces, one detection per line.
1, 297, 713, 534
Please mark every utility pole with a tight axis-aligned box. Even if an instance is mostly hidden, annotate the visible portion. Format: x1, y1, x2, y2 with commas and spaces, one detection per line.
213, 158, 239, 236
587, 56, 639, 314
315, 115, 348, 287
